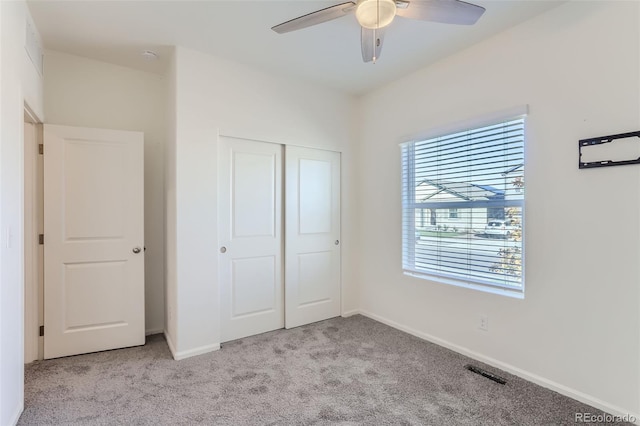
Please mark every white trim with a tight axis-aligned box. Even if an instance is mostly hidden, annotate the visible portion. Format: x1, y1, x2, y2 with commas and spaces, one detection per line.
341, 309, 360, 318
8, 402, 23, 426
172, 343, 220, 361
403, 272, 524, 300
399, 104, 529, 146
23, 120, 39, 364
145, 328, 164, 336
164, 331, 220, 361
23, 102, 41, 124
164, 330, 177, 359
356, 309, 640, 423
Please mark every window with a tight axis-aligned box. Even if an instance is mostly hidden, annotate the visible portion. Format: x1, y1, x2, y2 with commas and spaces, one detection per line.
401, 117, 525, 295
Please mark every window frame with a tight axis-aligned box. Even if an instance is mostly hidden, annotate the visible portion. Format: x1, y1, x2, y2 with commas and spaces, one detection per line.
401, 115, 526, 298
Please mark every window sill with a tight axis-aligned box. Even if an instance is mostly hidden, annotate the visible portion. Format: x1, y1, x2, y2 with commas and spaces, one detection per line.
403, 271, 525, 299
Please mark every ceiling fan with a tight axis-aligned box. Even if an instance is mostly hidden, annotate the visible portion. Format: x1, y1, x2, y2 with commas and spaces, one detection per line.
272, 0, 486, 63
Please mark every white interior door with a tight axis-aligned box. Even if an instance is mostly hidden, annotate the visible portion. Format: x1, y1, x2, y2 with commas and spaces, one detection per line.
285, 146, 341, 328
44, 124, 145, 359
219, 137, 284, 342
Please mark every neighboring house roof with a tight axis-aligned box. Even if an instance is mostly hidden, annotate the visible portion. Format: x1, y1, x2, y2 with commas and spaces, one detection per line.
501, 163, 524, 176
416, 179, 504, 202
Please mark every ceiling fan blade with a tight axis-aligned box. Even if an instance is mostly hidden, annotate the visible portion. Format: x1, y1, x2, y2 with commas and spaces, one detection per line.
361, 27, 386, 63
396, 0, 486, 25
272, 2, 356, 34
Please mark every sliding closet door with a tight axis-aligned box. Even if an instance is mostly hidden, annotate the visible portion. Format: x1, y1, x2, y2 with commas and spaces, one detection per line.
285, 146, 341, 329
219, 137, 284, 342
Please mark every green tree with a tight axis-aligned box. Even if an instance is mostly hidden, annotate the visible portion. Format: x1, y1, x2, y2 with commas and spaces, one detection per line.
490, 176, 524, 278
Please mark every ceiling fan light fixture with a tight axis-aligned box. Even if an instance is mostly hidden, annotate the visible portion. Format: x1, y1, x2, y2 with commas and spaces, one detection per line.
356, 0, 397, 29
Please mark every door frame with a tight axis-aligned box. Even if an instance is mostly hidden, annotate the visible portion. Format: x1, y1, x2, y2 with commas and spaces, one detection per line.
24, 105, 44, 363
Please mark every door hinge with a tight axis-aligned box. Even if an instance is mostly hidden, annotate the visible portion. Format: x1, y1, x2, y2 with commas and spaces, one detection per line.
39, 325, 44, 337
38, 144, 43, 155
39, 234, 44, 245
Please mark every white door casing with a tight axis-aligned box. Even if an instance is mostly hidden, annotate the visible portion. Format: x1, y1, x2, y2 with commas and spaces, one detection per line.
285, 146, 341, 329
44, 124, 145, 359
219, 137, 284, 342
24, 121, 42, 363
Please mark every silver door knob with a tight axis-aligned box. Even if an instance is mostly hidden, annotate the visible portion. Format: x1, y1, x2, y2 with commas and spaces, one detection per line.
335, 240, 340, 245
220, 247, 227, 253
132, 247, 141, 254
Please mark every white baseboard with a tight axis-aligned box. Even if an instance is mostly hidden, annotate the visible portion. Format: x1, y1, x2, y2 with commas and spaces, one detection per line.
9, 401, 23, 426
163, 329, 177, 359
145, 328, 164, 336
163, 330, 220, 361
356, 309, 640, 424
341, 309, 360, 318
172, 343, 220, 361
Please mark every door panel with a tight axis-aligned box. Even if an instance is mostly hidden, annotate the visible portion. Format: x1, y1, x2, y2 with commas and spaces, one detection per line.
219, 137, 283, 342
232, 151, 277, 238
64, 261, 127, 329
285, 146, 341, 328
299, 159, 332, 234
231, 256, 277, 317
297, 251, 334, 305
44, 124, 144, 359
63, 141, 127, 239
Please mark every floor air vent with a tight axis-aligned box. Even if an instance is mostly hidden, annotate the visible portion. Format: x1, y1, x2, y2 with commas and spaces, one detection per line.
465, 364, 507, 385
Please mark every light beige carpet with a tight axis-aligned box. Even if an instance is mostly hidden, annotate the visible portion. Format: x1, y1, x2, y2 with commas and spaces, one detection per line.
19, 315, 620, 425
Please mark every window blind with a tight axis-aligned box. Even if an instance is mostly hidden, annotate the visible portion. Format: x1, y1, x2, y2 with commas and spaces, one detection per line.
401, 117, 525, 291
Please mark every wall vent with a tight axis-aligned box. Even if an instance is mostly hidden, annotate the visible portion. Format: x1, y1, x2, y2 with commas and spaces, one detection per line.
465, 364, 506, 385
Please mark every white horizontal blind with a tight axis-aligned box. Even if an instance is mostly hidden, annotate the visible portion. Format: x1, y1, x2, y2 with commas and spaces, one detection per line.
402, 117, 525, 291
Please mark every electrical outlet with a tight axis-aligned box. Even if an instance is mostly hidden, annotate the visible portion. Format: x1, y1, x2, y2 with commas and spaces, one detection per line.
479, 315, 489, 331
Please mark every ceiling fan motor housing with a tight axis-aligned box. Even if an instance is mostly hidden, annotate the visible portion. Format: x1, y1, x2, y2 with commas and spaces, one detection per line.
356, 0, 397, 29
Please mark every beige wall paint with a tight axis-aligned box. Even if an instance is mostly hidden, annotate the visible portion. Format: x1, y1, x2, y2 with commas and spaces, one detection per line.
356, 0, 639, 417
43, 51, 167, 335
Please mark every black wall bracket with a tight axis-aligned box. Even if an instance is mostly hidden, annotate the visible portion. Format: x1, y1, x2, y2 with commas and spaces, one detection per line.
579, 131, 640, 169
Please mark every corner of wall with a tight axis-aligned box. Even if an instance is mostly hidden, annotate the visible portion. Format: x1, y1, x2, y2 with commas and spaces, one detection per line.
164, 46, 178, 345
164, 328, 219, 361
163, 329, 177, 360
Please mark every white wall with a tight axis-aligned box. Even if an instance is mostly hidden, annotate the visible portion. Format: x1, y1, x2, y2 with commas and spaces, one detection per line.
165, 46, 357, 358
356, 0, 639, 417
0, 1, 44, 424
43, 51, 166, 335
164, 51, 178, 347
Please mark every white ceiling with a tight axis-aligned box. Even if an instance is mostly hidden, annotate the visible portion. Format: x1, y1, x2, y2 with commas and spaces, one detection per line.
27, 0, 564, 95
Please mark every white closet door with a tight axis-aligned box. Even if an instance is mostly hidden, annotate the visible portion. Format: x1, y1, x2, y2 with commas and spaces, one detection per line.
285, 146, 341, 328
219, 137, 284, 342
44, 124, 145, 359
